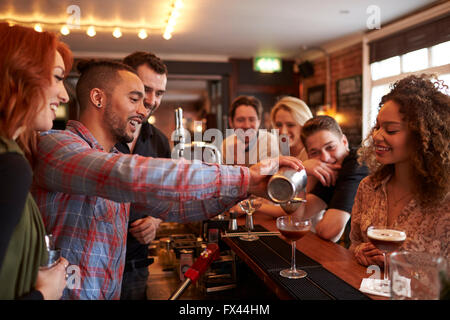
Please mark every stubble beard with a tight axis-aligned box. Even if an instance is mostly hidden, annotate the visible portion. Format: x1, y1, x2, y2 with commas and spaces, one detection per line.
104, 103, 133, 144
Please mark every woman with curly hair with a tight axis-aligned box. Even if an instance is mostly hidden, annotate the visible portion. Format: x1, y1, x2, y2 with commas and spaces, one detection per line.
349, 74, 449, 267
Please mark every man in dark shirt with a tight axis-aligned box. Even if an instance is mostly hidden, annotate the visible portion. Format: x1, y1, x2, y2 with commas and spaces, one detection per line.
297, 116, 368, 243
115, 52, 169, 300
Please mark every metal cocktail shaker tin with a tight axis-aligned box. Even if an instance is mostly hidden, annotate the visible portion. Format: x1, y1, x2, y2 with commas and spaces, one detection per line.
228, 211, 239, 231
267, 167, 307, 203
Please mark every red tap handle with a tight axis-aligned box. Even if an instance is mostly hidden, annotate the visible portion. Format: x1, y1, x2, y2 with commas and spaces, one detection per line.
183, 243, 220, 284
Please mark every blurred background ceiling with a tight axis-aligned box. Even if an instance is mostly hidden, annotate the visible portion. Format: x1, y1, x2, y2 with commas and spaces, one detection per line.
0, 0, 440, 61
2, 0, 446, 138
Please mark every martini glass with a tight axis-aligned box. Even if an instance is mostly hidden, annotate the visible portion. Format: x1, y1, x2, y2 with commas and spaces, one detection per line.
276, 216, 311, 279
367, 225, 407, 287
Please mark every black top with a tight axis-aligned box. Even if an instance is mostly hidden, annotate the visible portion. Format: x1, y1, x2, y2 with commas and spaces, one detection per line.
310, 149, 369, 214
0, 153, 32, 267
115, 122, 171, 262
0, 153, 43, 300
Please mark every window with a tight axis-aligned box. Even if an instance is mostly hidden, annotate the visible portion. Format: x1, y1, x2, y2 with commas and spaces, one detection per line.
370, 84, 390, 125
370, 57, 400, 81
364, 12, 450, 141
432, 41, 450, 67
368, 40, 450, 135
402, 48, 428, 73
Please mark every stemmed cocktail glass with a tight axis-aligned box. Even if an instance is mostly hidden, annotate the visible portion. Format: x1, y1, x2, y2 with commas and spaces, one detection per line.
367, 225, 407, 286
276, 216, 311, 279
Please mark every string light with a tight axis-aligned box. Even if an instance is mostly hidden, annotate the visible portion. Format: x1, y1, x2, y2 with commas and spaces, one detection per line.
2, 1, 184, 40
86, 26, 96, 37
112, 27, 122, 38
163, 0, 183, 40
60, 25, 70, 35
34, 23, 42, 32
138, 29, 148, 39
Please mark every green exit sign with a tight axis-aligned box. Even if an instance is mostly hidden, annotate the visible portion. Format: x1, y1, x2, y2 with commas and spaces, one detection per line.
254, 57, 282, 73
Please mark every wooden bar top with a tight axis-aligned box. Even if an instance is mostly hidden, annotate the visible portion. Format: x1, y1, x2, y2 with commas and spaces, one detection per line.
224, 213, 387, 300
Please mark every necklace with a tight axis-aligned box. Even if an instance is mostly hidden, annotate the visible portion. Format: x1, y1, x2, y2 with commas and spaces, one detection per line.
389, 185, 413, 208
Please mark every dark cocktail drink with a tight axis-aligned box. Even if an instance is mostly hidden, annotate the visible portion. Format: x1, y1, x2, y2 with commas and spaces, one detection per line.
367, 226, 407, 285
367, 228, 406, 252
279, 228, 309, 241
276, 216, 311, 279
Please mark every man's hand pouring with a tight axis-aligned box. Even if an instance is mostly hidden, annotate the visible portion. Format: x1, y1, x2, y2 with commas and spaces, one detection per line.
247, 156, 304, 199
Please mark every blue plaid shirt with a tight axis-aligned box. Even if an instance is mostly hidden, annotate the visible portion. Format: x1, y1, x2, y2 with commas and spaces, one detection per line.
32, 121, 249, 299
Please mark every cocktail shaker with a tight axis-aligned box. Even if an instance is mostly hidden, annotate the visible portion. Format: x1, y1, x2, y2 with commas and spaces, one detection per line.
267, 167, 307, 203
267, 167, 307, 214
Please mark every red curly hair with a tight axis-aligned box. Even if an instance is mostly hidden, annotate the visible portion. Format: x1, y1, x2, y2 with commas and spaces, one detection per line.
0, 23, 73, 163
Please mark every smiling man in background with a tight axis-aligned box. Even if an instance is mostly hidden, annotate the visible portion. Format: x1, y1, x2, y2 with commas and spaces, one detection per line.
296, 115, 368, 244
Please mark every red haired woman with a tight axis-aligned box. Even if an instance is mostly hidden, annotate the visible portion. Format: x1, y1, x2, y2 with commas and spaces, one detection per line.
0, 23, 71, 299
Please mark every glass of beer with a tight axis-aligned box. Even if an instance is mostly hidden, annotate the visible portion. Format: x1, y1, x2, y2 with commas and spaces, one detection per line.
367, 225, 407, 284
238, 196, 262, 241
276, 216, 311, 279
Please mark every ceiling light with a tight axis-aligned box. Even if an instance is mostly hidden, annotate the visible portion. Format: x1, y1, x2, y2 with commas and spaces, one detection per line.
163, 0, 182, 40
86, 26, 96, 37
3, 7, 184, 40
34, 24, 42, 32
174, 0, 183, 10
138, 29, 148, 39
60, 25, 70, 35
112, 27, 122, 38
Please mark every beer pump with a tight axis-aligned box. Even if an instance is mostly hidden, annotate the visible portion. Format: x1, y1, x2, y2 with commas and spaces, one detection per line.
172, 107, 222, 164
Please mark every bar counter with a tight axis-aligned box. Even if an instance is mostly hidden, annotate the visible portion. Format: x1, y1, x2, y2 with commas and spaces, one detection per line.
222, 213, 386, 300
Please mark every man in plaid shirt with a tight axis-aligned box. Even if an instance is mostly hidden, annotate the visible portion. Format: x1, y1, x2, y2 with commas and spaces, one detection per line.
31, 60, 302, 299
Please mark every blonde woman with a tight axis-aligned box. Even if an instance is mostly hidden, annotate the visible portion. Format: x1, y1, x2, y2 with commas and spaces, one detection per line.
255, 97, 341, 218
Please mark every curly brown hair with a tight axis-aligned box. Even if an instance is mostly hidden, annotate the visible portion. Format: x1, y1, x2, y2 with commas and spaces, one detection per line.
358, 74, 450, 207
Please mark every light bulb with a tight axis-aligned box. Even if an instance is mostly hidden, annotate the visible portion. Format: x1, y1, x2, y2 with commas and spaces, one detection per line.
60, 25, 70, 35
174, 0, 183, 10
86, 26, 96, 37
138, 29, 148, 39
163, 32, 172, 40
34, 24, 43, 32
112, 28, 122, 38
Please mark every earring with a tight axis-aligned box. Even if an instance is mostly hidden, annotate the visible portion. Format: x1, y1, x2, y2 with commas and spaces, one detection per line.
97, 103, 101, 108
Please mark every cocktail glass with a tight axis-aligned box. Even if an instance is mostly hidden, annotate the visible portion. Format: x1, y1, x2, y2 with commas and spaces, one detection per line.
367, 225, 406, 286
276, 216, 311, 279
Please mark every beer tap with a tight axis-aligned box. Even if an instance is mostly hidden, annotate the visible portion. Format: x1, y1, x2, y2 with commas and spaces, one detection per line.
172, 107, 222, 164
173, 107, 186, 158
